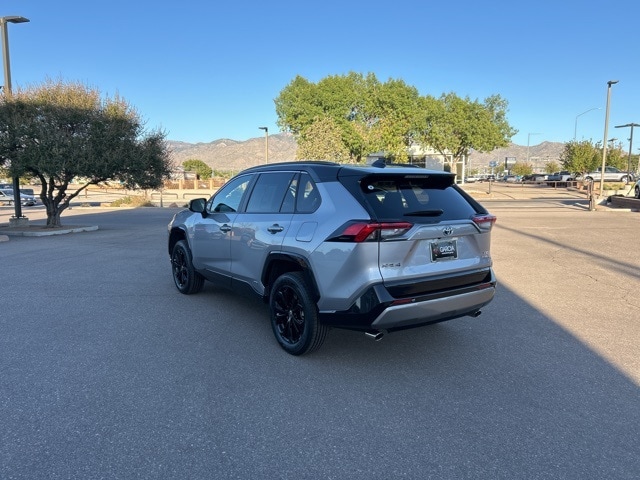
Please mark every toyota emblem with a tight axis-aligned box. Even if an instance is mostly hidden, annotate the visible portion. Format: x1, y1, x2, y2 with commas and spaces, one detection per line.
442, 226, 453, 236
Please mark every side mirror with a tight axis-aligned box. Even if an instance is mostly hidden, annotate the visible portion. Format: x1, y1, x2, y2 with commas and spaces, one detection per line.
189, 198, 207, 214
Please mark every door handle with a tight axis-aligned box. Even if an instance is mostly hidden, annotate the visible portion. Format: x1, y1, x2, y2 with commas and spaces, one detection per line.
267, 224, 284, 234
220, 224, 232, 232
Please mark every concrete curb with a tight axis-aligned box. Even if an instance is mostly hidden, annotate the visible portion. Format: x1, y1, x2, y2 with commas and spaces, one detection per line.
0, 225, 99, 237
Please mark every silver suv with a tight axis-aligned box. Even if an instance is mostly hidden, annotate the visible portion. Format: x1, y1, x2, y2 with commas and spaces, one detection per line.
579, 166, 634, 183
168, 161, 497, 355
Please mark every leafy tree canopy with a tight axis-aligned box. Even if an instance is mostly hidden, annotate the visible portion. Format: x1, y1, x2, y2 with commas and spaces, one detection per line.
559, 140, 600, 173
600, 141, 628, 171
182, 159, 212, 180
275, 72, 516, 168
0, 78, 171, 227
545, 160, 561, 174
560, 140, 628, 173
296, 115, 351, 162
416, 93, 517, 173
511, 162, 533, 176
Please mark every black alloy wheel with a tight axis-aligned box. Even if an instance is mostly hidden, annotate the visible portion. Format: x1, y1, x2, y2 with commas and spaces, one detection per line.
270, 272, 327, 355
171, 240, 205, 295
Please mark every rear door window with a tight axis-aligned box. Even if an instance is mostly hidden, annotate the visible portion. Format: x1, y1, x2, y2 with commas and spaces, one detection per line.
246, 172, 296, 213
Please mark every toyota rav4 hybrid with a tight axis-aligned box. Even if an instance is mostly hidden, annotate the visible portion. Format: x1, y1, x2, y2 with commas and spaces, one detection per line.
168, 161, 497, 355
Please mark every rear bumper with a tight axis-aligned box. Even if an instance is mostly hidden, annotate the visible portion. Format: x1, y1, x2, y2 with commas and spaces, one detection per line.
319, 269, 496, 332
371, 285, 494, 330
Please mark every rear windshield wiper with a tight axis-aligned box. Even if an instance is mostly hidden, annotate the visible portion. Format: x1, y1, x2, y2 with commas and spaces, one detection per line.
404, 209, 444, 217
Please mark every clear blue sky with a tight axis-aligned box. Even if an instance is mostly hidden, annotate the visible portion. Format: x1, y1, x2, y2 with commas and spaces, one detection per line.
3, 1, 639, 149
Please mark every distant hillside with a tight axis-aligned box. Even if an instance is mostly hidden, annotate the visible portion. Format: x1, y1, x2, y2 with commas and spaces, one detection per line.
167, 133, 298, 172
468, 141, 564, 172
167, 135, 563, 173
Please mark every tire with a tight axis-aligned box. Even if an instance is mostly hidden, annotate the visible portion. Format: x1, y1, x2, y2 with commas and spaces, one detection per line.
635, 186, 640, 199
269, 272, 328, 355
171, 240, 205, 294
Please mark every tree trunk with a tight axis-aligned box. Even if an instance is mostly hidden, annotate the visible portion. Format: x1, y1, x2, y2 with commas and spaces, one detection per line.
45, 203, 63, 227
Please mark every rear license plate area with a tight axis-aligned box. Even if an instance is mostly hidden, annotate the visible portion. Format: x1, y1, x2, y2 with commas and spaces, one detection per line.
431, 240, 458, 261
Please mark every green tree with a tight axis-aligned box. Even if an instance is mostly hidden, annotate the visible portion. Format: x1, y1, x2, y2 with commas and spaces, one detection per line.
417, 92, 517, 175
296, 115, 351, 162
545, 160, 561, 174
182, 159, 212, 180
0, 79, 171, 227
275, 73, 516, 170
602, 141, 627, 170
559, 140, 598, 174
511, 162, 533, 176
275, 72, 423, 163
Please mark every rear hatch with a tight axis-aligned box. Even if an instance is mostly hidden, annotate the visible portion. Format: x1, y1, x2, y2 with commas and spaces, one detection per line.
344, 170, 495, 293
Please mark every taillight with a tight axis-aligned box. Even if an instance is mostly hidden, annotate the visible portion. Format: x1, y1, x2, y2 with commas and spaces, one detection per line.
329, 221, 413, 242
472, 214, 497, 231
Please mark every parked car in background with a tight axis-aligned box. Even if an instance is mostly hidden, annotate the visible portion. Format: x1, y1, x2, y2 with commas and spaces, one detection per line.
168, 161, 497, 355
576, 166, 634, 183
0, 188, 37, 206
522, 173, 548, 183
547, 171, 575, 183
501, 175, 520, 183
477, 175, 496, 182
0, 189, 10, 205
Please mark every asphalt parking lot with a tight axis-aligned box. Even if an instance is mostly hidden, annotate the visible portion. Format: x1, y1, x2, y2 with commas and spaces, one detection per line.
1, 186, 639, 479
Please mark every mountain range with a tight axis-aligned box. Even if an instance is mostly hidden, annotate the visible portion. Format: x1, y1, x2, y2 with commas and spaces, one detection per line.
167, 134, 565, 173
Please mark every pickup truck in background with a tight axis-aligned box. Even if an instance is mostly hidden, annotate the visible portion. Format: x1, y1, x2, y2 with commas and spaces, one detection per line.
546, 171, 575, 183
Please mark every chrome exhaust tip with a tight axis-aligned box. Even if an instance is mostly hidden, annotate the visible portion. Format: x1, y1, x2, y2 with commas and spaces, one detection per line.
365, 330, 384, 341
469, 310, 482, 318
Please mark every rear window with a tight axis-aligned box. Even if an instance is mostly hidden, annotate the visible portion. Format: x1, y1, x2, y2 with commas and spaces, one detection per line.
360, 174, 478, 222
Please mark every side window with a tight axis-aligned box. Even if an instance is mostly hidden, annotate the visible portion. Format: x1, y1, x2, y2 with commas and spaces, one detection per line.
280, 176, 298, 213
207, 175, 252, 214
296, 173, 321, 213
245, 172, 295, 213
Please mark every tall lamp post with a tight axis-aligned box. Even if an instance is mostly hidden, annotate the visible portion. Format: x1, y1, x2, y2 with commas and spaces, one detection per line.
1, 15, 30, 225
574, 108, 600, 140
258, 126, 268, 164
614, 123, 640, 183
527, 132, 541, 163
599, 80, 618, 196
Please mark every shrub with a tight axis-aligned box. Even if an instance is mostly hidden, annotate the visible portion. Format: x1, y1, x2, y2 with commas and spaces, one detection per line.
111, 196, 154, 207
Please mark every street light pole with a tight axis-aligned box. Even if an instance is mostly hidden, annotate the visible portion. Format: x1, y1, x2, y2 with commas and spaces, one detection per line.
599, 80, 619, 196
574, 108, 601, 140
1, 15, 30, 225
527, 132, 541, 163
258, 126, 268, 164
614, 123, 640, 183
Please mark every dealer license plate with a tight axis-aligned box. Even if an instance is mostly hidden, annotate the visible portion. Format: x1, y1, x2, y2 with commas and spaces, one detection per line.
431, 240, 458, 261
